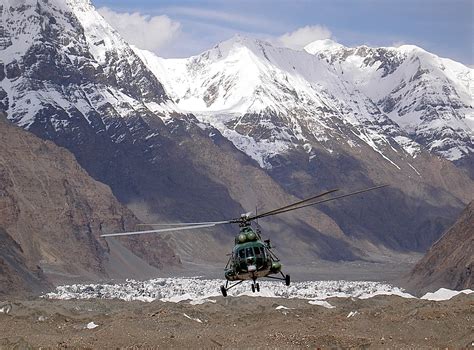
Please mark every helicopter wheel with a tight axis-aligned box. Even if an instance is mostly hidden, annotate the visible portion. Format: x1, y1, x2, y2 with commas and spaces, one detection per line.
251, 284, 255, 293
285, 274, 291, 286
256, 283, 260, 292
220, 285, 227, 297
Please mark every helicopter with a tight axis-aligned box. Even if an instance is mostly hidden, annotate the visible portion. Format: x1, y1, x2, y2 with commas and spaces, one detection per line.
101, 184, 388, 297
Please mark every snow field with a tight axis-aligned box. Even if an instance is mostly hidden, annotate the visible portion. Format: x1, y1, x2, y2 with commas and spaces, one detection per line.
44, 278, 473, 307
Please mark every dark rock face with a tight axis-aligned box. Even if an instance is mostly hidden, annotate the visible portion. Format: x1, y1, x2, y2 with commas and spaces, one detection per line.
0, 227, 51, 296
5, 60, 21, 79
266, 141, 468, 252
408, 202, 473, 293
0, 63, 5, 81
0, 117, 179, 290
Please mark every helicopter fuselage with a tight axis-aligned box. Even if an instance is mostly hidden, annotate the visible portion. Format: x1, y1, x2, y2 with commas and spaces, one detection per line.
224, 227, 282, 281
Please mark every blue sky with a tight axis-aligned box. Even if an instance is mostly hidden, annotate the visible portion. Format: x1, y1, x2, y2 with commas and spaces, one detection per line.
92, 0, 473, 65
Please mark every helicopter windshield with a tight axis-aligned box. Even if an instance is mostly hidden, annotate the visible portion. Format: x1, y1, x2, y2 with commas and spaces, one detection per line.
234, 244, 268, 273
236, 245, 265, 260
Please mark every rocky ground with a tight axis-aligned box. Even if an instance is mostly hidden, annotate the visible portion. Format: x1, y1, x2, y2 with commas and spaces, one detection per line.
0, 294, 472, 349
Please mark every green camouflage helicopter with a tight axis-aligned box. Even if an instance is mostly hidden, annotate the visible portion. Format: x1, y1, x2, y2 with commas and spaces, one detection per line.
101, 184, 387, 297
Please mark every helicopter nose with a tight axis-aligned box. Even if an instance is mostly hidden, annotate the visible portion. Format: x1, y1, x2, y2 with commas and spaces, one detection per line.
247, 265, 257, 272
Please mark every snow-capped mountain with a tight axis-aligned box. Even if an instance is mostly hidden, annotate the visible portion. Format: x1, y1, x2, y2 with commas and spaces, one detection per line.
0, 0, 175, 129
305, 39, 473, 163
136, 36, 473, 171
1, 0, 473, 275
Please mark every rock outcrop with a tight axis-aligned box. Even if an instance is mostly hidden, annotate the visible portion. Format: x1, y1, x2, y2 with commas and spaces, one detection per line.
408, 201, 473, 293
0, 116, 178, 294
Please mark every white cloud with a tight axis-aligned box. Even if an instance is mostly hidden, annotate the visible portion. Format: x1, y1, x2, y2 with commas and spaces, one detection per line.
98, 7, 181, 54
160, 6, 275, 31
277, 25, 332, 50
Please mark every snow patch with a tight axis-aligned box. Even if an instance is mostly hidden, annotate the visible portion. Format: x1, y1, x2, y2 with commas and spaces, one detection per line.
394, 136, 421, 157
308, 300, 335, 309
275, 305, 292, 310
86, 321, 99, 329
183, 313, 203, 323
358, 290, 415, 299
0, 304, 12, 314
408, 163, 421, 176
346, 311, 359, 318
420, 288, 473, 301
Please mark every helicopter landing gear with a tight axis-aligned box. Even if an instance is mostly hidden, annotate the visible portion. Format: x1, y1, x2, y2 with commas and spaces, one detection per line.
220, 285, 227, 297
220, 280, 244, 297
280, 271, 290, 286
251, 278, 260, 293
265, 272, 290, 286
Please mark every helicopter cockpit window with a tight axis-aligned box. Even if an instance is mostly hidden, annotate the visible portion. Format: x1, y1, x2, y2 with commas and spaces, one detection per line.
245, 247, 254, 258
253, 247, 265, 255
238, 249, 245, 259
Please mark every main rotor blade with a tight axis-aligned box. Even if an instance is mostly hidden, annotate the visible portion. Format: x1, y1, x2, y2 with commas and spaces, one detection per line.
255, 184, 388, 219
136, 221, 231, 227
248, 188, 339, 221
101, 222, 231, 238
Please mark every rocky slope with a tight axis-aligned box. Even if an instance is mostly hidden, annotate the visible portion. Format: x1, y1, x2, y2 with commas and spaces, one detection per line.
408, 201, 473, 293
0, 116, 179, 292
0, 0, 472, 272
0, 227, 50, 296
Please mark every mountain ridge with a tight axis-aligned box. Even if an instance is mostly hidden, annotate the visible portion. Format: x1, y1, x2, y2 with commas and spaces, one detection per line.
137, 36, 472, 170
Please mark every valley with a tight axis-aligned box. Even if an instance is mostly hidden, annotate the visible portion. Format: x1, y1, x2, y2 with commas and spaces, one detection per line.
0, 0, 472, 347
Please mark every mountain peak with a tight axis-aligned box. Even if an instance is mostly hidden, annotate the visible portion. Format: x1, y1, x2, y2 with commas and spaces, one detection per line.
211, 35, 273, 58
218, 34, 269, 47
304, 39, 345, 54
66, 0, 93, 6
